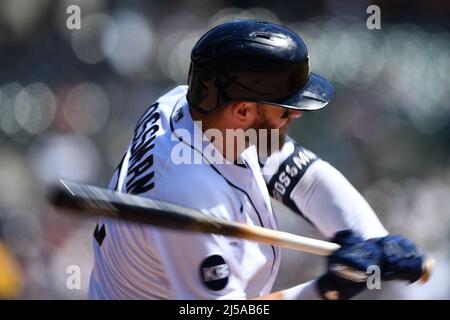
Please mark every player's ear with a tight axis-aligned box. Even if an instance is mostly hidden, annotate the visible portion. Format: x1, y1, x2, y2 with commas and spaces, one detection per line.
228, 101, 257, 127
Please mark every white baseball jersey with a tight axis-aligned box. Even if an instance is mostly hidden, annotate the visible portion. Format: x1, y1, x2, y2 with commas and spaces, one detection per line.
88, 85, 387, 300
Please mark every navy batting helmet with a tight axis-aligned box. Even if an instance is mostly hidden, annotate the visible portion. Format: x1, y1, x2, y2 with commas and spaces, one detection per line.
187, 19, 334, 114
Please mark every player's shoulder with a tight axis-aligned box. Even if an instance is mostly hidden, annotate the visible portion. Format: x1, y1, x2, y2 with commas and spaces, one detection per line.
157, 85, 188, 105
132, 85, 189, 155
117, 86, 187, 193
134, 85, 187, 130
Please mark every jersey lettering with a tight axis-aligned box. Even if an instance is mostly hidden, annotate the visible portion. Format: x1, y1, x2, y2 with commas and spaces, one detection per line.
267, 144, 318, 215
126, 102, 160, 195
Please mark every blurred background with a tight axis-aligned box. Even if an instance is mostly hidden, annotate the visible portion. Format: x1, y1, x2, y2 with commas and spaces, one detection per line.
0, 0, 449, 299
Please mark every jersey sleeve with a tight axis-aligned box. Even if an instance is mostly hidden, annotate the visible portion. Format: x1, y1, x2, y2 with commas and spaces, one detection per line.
263, 138, 388, 239
144, 169, 249, 299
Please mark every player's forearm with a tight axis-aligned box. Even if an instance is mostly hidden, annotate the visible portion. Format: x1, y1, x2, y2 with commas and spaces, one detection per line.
253, 280, 321, 300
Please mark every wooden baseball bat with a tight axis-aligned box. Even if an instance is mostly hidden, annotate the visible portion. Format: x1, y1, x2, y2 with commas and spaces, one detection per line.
48, 179, 433, 283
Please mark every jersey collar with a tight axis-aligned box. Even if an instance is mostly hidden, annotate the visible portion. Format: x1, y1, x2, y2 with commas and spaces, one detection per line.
170, 97, 255, 188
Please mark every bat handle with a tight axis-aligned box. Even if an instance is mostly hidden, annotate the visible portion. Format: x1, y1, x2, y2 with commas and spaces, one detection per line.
419, 257, 434, 283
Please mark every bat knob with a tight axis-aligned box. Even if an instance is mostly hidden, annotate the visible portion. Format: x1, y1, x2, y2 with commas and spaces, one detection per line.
419, 257, 434, 283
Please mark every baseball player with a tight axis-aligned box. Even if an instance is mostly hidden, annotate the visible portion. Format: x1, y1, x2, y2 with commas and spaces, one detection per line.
88, 20, 424, 300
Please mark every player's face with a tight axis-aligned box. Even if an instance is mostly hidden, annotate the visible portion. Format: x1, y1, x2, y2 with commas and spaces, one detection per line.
251, 103, 303, 154
253, 103, 302, 132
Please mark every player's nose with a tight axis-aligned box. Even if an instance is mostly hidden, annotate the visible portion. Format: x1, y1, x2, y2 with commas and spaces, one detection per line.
281, 108, 303, 119
288, 110, 303, 119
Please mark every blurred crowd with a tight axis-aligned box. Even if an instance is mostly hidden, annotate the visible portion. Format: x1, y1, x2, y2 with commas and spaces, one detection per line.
0, 0, 449, 299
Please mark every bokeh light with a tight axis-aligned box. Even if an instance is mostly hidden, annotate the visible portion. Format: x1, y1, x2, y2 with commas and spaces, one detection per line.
29, 133, 102, 184
71, 13, 116, 64
62, 82, 110, 135
14, 83, 56, 135
158, 31, 200, 84
0, 83, 23, 136
103, 9, 155, 77
0, 0, 48, 41
209, 7, 281, 27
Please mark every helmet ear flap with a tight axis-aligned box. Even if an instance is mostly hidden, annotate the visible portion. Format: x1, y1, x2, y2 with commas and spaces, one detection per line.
214, 75, 233, 108
188, 72, 224, 114
188, 64, 208, 113
188, 61, 231, 113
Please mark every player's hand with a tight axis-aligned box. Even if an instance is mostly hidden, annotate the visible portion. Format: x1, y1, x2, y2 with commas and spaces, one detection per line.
376, 235, 424, 283
316, 230, 383, 300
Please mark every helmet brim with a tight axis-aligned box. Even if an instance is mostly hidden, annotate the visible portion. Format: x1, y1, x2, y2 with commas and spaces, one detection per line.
265, 72, 334, 111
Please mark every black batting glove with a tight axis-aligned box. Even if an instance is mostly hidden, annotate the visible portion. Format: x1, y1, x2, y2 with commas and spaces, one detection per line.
376, 235, 424, 283
316, 230, 383, 300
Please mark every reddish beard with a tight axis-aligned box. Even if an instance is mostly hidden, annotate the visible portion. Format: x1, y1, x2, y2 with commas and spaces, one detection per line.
249, 112, 287, 158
